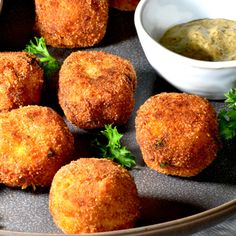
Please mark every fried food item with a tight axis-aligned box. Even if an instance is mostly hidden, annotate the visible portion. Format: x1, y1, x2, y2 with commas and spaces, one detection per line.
58, 51, 137, 129
49, 158, 140, 234
135, 93, 220, 177
34, 0, 109, 48
109, 0, 140, 11
0, 105, 74, 189
0, 52, 44, 113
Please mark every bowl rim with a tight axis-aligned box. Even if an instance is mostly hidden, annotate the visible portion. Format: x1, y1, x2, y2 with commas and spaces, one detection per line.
135, 0, 236, 69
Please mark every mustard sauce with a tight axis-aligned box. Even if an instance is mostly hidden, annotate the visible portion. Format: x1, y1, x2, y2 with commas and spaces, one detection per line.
160, 18, 236, 61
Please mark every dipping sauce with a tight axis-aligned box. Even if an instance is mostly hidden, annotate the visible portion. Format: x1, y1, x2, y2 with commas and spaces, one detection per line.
159, 18, 236, 61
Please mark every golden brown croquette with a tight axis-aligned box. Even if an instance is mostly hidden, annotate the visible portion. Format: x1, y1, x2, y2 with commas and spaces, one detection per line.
58, 51, 137, 129
49, 158, 140, 234
135, 93, 220, 177
0, 105, 74, 189
0, 52, 44, 113
34, 0, 109, 48
109, 0, 140, 11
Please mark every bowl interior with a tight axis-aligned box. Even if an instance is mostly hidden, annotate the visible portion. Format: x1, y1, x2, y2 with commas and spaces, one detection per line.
141, 0, 236, 41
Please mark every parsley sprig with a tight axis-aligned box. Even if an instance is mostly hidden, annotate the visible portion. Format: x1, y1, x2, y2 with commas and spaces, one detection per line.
218, 88, 236, 140
24, 37, 60, 78
93, 125, 136, 169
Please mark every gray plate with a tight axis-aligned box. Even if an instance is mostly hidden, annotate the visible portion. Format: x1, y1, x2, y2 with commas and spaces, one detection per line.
0, 1, 235, 235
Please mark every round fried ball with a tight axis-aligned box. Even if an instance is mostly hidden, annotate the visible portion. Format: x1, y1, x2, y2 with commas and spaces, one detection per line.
49, 158, 140, 234
34, 0, 109, 48
109, 0, 140, 11
0, 52, 44, 112
135, 93, 220, 177
58, 51, 137, 129
0, 105, 74, 189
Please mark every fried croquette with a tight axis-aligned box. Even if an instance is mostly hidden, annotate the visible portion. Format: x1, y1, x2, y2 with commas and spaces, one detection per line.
49, 158, 140, 234
0, 105, 74, 189
0, 52, 44, 113
109, 0, 140, 11
135, 93, 220, 177
58, 51, 137, 129
34, 0, 109, 48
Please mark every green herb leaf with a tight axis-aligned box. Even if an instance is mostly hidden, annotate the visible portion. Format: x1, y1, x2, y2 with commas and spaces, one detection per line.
92, 124, 136, 169
218, 88, 236, 140
154, 139, 165, 148
224, 88, 236, 109
47, 148, 55, 158
160, 162, 167, 168
24, 37, 60, 78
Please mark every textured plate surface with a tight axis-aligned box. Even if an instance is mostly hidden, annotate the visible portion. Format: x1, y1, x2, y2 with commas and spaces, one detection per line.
0, 1, 235, 235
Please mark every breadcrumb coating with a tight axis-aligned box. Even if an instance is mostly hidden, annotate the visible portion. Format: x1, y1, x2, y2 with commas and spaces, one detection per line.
49, 158, 140, 233
0, 105, 74, 189
34, 0, 109, 48
0, 52, 43, 112
58, 51, 137, 129
135, 93, 220, 177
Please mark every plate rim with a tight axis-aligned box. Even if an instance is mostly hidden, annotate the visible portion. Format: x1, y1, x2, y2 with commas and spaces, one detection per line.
0, 199, 235, 235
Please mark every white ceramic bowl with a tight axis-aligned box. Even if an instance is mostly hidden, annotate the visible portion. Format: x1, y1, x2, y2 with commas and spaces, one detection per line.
134, 0, 236, 100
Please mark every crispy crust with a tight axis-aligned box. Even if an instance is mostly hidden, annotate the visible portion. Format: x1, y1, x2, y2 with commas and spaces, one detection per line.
109, 0, 140, 11
0, 52, 44, 113
58, 51, 137, 129
34, 0, 109, 48
0, 105, 74, 188
135, 93, 220, 177
49, 158, 140, 233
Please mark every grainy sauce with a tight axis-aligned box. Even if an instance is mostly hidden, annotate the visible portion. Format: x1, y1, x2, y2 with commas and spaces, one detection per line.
160, 18, 236, 61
